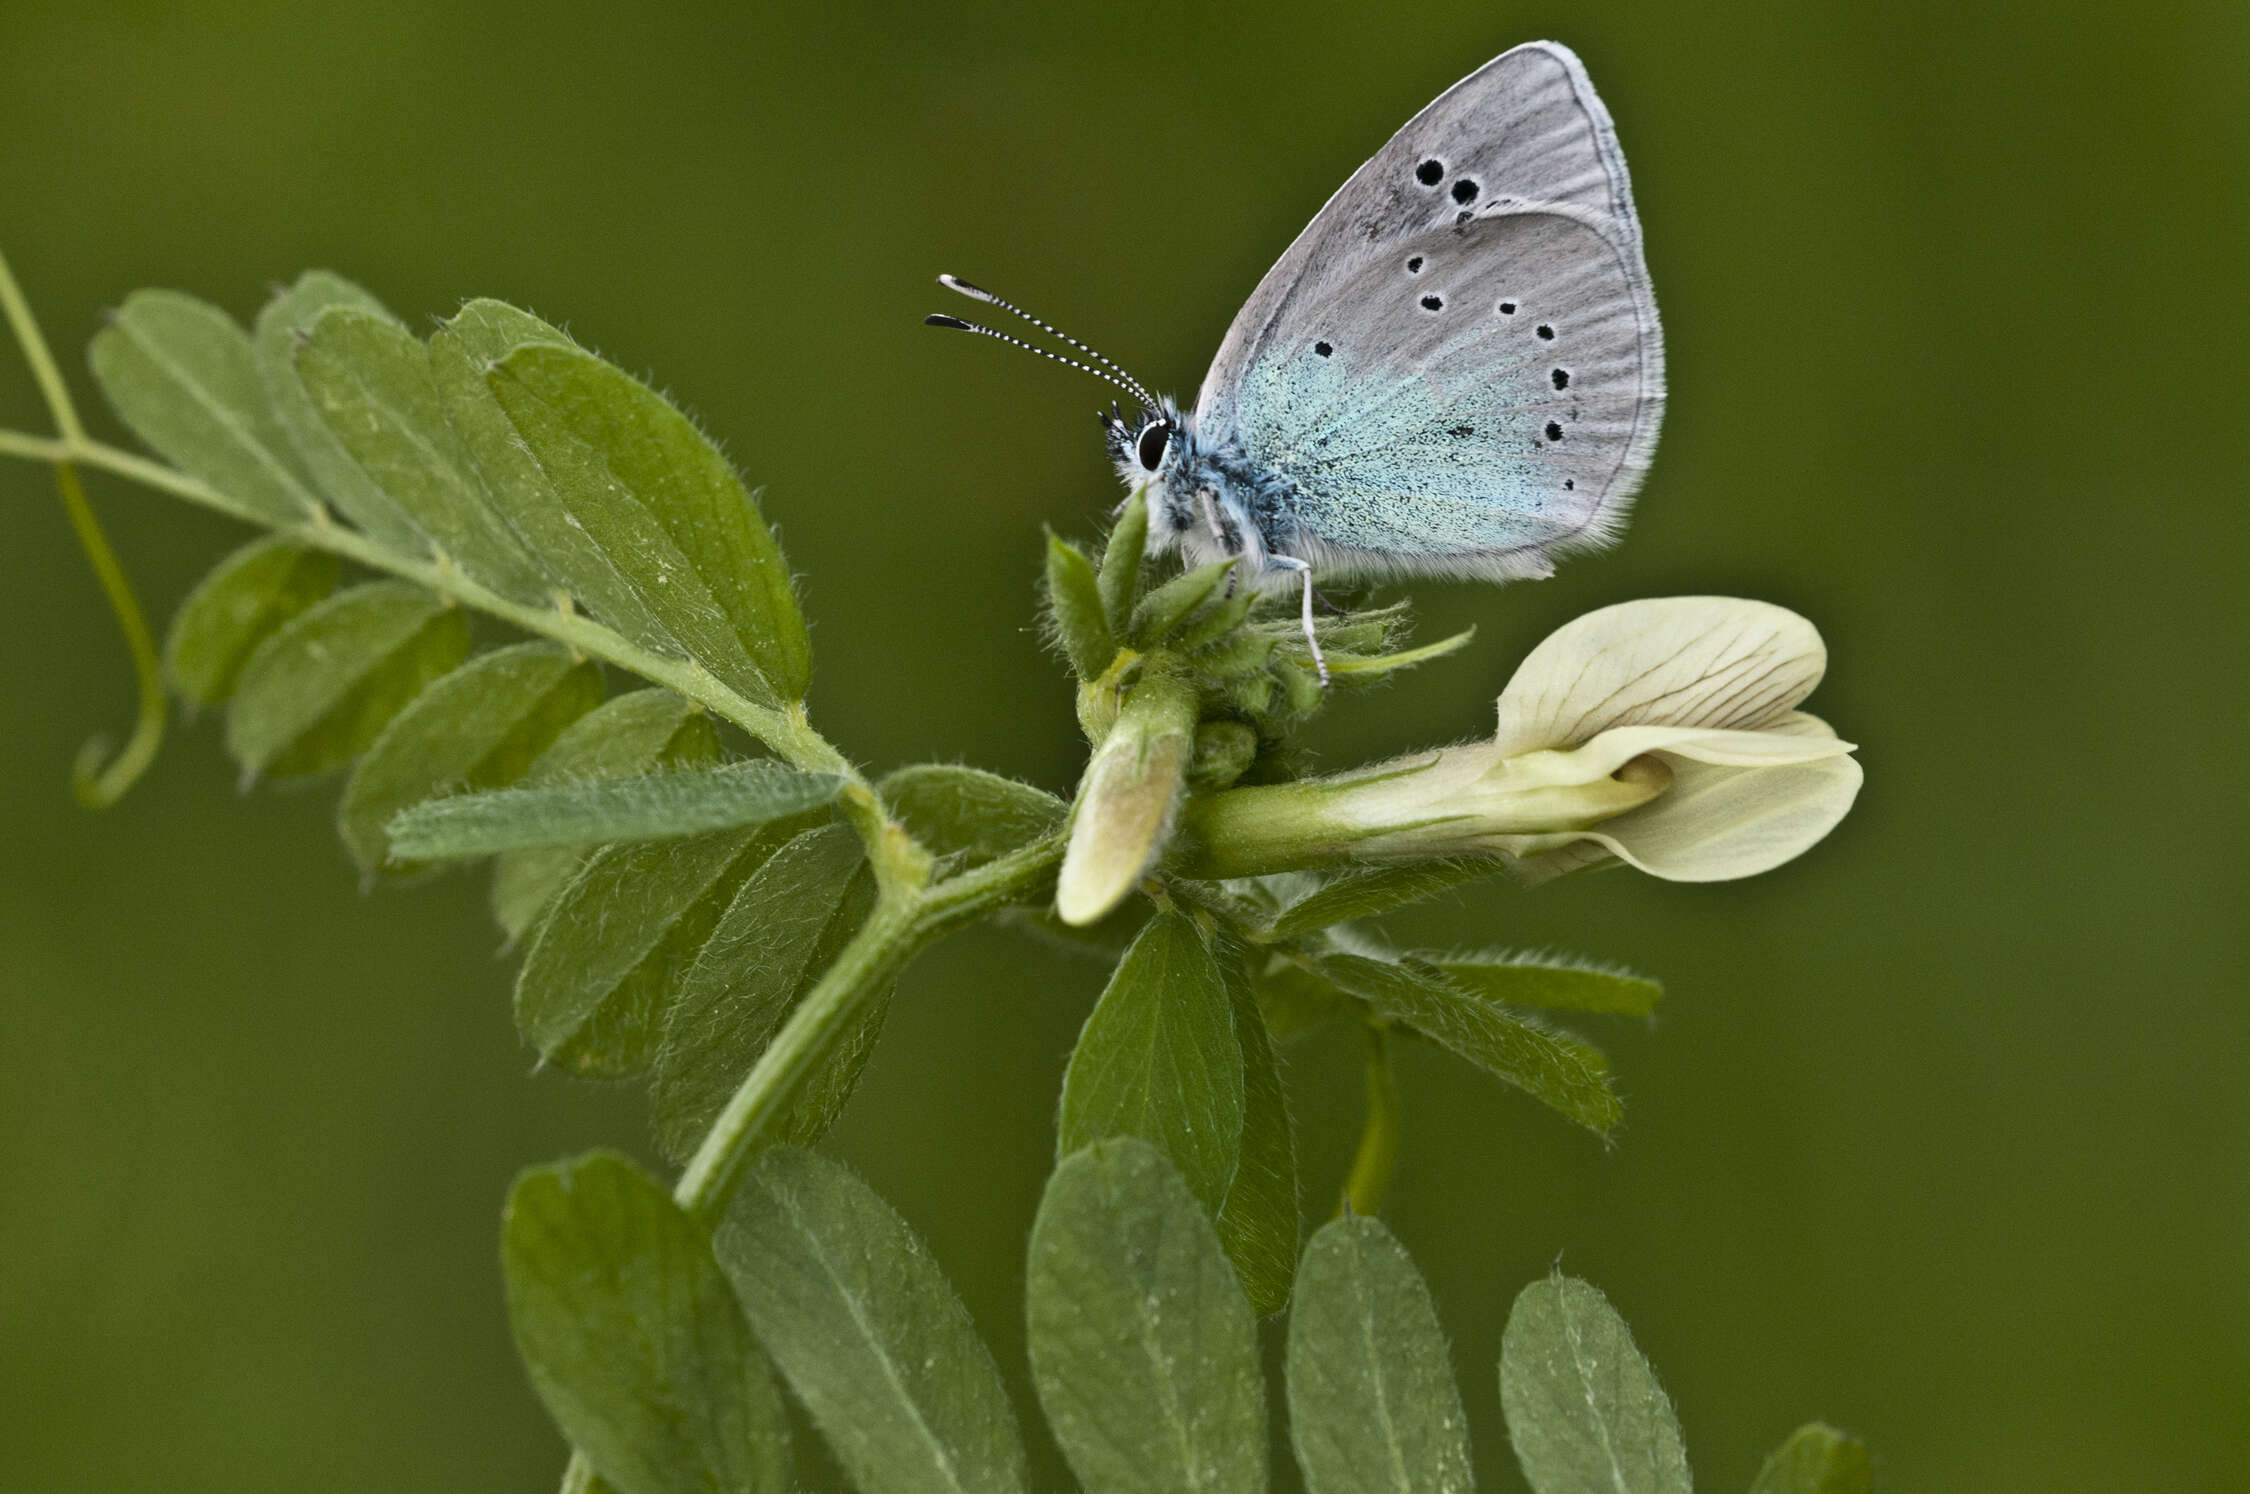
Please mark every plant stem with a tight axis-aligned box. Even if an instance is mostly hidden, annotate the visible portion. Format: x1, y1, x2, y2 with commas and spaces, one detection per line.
1340, 1018, 1401, 1217
546, 831, 1061, 1491
0, 247, 87, 445
671, 828, 1065, 1220
673, 887, 922, 1218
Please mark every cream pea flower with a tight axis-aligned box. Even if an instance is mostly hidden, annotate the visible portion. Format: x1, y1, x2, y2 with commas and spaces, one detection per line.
1181, 597, 1861, 884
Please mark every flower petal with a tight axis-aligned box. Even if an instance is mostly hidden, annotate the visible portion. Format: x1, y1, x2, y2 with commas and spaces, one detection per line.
1510, 748, 1863, 883
1495, 598, 1828, 755
1562, 714, 1855, 778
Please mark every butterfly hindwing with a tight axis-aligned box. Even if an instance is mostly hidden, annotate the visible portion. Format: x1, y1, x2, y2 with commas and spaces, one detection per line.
1227, 205, 1659, 578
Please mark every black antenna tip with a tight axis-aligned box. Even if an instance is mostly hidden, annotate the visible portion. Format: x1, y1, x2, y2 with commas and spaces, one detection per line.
937, 273, 994, 301
924, 313, 974, 329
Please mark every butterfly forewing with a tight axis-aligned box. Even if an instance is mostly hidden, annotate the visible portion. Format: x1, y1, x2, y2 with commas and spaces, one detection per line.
1198, 41, 1647, 430
1228, 205, 1659, 578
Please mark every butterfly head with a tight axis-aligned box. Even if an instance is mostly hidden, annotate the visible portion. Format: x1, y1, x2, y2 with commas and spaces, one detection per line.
1100, 397, 1185, 488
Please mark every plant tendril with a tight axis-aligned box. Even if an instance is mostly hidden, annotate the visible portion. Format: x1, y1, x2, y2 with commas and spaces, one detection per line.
0, 248, 165, 805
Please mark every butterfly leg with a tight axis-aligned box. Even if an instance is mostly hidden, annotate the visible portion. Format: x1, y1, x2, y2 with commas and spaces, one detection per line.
1194, 491, 1247, 598
1268, 553, 1330, 687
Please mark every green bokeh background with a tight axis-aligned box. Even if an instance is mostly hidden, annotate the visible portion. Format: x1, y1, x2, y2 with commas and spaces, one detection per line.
4, 2, 2245, 1488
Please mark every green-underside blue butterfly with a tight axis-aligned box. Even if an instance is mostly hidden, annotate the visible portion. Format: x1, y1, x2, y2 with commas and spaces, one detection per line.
930, 40, 1663, 678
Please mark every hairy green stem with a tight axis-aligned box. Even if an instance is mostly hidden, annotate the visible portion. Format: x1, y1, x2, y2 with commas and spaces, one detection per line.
673, 888, 923, 1218
672, 828, 1065, 1219
1340, 1019, 1401, 1217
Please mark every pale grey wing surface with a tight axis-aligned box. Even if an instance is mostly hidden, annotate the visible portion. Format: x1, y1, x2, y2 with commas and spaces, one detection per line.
1226, 204, 1661, 581
1196, 40, 1646, 437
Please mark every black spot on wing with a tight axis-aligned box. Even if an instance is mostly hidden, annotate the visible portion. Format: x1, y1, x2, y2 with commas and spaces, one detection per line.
1450, 178, 1479, 204
1498, 301, 1516, 315
1405, 255, 1423, 273
1313, 340, 1332, 357
1552, 368, 1570, 389
1545, 421, 1564, 442
1419, 294, 1443, 312
1415, 158, 1444, 186
1537, 324, 1555, 341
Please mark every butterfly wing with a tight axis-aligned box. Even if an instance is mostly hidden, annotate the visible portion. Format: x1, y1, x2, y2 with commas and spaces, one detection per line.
1197, 41, 1662, 580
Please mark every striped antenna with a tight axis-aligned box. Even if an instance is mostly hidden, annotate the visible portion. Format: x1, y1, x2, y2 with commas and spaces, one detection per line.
933, 274, 1159, 410
923, 313, 1150, 404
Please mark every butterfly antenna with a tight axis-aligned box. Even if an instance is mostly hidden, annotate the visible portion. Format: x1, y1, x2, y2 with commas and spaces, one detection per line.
934, 274, 1159, 410
923, 312, 1151, 404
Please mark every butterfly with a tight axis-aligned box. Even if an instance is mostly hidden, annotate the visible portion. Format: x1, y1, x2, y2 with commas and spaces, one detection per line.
928, 40, 1662, 681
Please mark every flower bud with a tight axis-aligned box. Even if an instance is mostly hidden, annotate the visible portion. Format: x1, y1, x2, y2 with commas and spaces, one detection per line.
1057, 667, 1199, 924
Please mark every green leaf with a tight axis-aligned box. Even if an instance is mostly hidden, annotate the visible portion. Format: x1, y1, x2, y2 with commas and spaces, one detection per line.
1175, 579, 1259, 652
1286, 1216, 1471, 1494
1045, 532, 1114, 679
1421, 951, 1663, 1017
1128, 558, 1235, 647
1058, 914, 1246, 1213
433, 300, 687, 653
299, 306, 555, 600
486, 342, 810, 704
514, 827, 767, 1076
491, 689, 722, 940
1500, 1274, 1691, 1494
249, 271, 426, 552
1267, 860, 1507, 942
714, 1147, 1029, 1494
388, 760, 843, 861
1027, 1138, 1267, 1494
502, 1151, 790, 1494
1214, 943, 1297, 1317
1193, 624, 1280, 683
649, 825, 868, 1160
1749, 1423, 1872, 1494
225, 580, 470, 780
1187, 720, 1260, 792
163, 534, 340, 707
1313, 953, 1620, 1135
336, 642, 603, 871
879, 763, 1065, 868
1252, 956, 1350, 1044
1325, 626, 1476, 682
88, 289, 317, 524
1096, 488, 1149, 634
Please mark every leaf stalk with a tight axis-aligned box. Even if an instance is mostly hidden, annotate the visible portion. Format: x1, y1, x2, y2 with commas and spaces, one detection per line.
1340, 1019, 1402, 1218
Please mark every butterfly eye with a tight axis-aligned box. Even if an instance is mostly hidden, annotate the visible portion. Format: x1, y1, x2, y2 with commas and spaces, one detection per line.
1136, 423, 1171, 472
